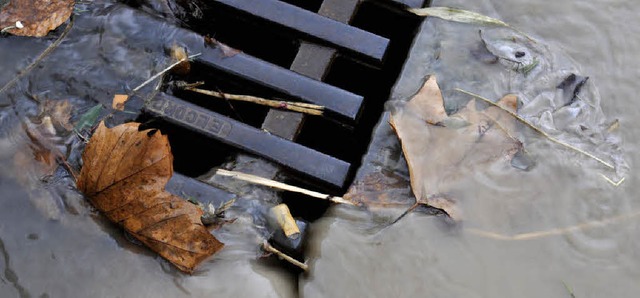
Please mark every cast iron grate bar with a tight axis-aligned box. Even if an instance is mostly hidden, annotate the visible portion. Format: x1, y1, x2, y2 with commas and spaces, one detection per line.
145, 93, 351, 188
213, 0, 390, 62
167, 173, 236, 206
389, 0, 426, 8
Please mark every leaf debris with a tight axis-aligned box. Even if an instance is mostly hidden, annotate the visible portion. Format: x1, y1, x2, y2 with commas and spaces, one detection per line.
77, 121, 224, 273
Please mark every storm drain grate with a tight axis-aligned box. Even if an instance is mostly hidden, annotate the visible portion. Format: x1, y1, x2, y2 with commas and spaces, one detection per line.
125, 0, 425, 207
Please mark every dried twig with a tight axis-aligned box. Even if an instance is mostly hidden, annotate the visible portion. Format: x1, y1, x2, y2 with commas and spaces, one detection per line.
183, 87, 324, 116
131, 53, 201, 93
214, 169, 355, 205
600, 174, 625, 186
467, 209, 640, 241
455, 88, 615, 170
262, 240, 308, 271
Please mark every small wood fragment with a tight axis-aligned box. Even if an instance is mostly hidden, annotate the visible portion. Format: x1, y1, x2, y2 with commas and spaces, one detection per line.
270, 204, 300, 239
262, 240, 308, 271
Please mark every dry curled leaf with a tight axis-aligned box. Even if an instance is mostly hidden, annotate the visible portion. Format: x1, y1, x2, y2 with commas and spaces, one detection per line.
0, 0, 74, 37
77, 121, 223, 273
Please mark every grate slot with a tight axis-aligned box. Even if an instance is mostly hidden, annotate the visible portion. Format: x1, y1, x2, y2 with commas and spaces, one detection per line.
146, 93, 351, 188
212, 0, 390, 62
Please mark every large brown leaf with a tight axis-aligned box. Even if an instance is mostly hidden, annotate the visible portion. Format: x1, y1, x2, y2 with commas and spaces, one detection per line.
388, 75, 521, 220
0, 0, 74, 37
77, 122, 223, 273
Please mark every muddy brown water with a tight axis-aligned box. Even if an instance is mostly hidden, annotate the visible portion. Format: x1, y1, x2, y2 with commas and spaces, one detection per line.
1, 0, 639, 297
302, 0, 640, 297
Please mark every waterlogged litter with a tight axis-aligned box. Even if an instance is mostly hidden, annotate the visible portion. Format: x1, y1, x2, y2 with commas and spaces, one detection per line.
347, 6, 627, 221
0, 3, 302, 295
386, 76, 522, 220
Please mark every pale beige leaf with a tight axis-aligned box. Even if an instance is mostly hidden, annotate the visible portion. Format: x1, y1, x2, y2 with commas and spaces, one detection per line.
404, 75, 448, 125
408, 7, 509, 27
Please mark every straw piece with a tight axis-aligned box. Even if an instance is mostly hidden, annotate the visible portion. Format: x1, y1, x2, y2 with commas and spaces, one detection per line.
467, 209, 640, 241
215, 169, 355, 205
132, 53, 201, 93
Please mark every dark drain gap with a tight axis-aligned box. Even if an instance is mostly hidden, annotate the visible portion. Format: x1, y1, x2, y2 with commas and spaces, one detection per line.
137, 113, 235, 177
282, 1, 422, 220
281, 179, 332, 222
179, 2, 301, 68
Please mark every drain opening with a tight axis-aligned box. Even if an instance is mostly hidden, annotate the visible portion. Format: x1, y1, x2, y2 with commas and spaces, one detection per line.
181, 1, 301, 68
135, 0, 421, 223
280, 1, 422, 220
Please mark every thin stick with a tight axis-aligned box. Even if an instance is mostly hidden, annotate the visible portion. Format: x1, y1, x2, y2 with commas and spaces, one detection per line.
467, 209, 640, 241
184, 87, 324, 116
131, 53, 201, 93
215, 169, 355, 205
562, 281, 577, 298
455, 88, 614, 169
216, 86, 245, 122
600, 174, 625, 186
262, 240, 308, 271
0, 17, 75, 95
